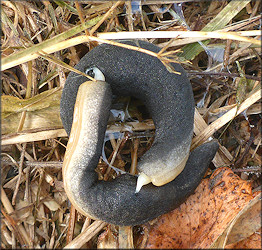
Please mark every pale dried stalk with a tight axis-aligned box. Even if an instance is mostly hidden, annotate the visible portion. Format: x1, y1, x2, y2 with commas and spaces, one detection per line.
143, 0, 194, 3
2, 30, 260, 71
3, 170, 27, 190
75, 2, 89, 36
130, 138, 139, 175
81, 217, 92, 233
89, 0, 123, 36
2, 160, 62, 169
119, 226, 134, 249
64, 221, 107, 249
104, 134, 122, 177
49, 222, 56, 249
1, 36, 87, 71
53, 222, 69, 249
1, 35, 157, 71
159, 37, 208, 48
83, 1, 115, 15
2, 224, 13, 245
17, 111, 27, 132
1, 128, 67, 146
191, 87, 261, 150
193, 109, 233, 167
126, 1, 134, 31
98, 30, 261, 45
16, 143, 35, 161
252, 138, 261, 159
158, 16, 258, 49
1, 120, 155, 145
1, 187, 31, 247
86, 36, 166, 60
118, 138, 139, 249
17, 58, 33, 125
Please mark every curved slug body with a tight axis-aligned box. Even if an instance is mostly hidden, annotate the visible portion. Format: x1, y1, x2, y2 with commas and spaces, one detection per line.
60, 40, 219, 225
62, 81, 112, 217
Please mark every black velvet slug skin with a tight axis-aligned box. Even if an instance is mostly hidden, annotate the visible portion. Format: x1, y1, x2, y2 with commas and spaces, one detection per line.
60, 40, 219, 226
80, 140, 219, 226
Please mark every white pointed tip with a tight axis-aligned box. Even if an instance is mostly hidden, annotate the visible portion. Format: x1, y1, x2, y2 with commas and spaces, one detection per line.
135, 173, 152, 193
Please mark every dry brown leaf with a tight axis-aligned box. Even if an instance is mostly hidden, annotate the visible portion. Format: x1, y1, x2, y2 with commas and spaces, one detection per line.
42, 198, 61, 212
225, 228, 261, 249
211, 192, 261, 248
15, 200, 33, 223
137, 167, 261, 249
1, 87, 62, 134
239, 120, 251, 142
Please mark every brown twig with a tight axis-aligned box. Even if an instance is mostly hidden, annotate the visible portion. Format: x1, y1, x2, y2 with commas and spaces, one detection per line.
189, 71, 261, 81
12, 143, 27, 205
66, 206, 77, 244
64, 221, 107, 249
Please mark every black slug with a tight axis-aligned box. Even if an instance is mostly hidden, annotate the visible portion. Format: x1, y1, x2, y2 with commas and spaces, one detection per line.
60, 40, 219, 226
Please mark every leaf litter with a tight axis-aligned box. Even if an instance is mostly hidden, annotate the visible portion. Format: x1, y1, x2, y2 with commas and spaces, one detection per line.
1, 1, 261, 249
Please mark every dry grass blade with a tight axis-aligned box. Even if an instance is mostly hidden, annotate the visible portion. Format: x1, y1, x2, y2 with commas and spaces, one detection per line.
64, 221, 107, 249
75, 2, 89, 37
2, 29, 260, 71
2, 36, 90, 71
1, 15, 104, 71
1, 120, 155, 145
1, 35, 174, 71
98, 30, 261, 45
1, 128, 67, 146
37, 51, 95, 81
181, 0, 253, 60
89, 0, 123, 36
193, 109, 233, 167
192, 86, 261, 150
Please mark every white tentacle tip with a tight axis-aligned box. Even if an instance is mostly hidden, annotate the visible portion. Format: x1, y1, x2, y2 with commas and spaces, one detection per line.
135, 173, 152, 193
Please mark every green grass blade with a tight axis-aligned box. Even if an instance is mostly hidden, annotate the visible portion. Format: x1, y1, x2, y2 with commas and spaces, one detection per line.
53, 0, 78, 14
2, 15, 103, 70
181, 0, 251, 60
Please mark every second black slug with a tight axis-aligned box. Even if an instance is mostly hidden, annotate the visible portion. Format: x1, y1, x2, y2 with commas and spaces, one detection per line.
60, 40, 219, 226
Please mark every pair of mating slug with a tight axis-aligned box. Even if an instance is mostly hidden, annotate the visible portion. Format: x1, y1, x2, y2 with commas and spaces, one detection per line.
60, 40, 218, 226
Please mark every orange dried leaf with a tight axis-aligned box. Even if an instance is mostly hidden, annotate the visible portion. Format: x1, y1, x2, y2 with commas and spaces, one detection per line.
225, 228, 261, 249
139, 167, 261, 249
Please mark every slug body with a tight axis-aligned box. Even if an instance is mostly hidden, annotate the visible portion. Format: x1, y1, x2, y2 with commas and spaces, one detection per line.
60, 40, 219, 226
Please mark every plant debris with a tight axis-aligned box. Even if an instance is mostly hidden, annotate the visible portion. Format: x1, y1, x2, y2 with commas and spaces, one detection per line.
1, 1, 261, 249
135, 167, 261, 249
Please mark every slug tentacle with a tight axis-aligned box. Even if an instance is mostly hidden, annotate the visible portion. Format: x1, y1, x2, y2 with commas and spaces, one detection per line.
60, 40, 219, 226
135, 173, 151, 193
